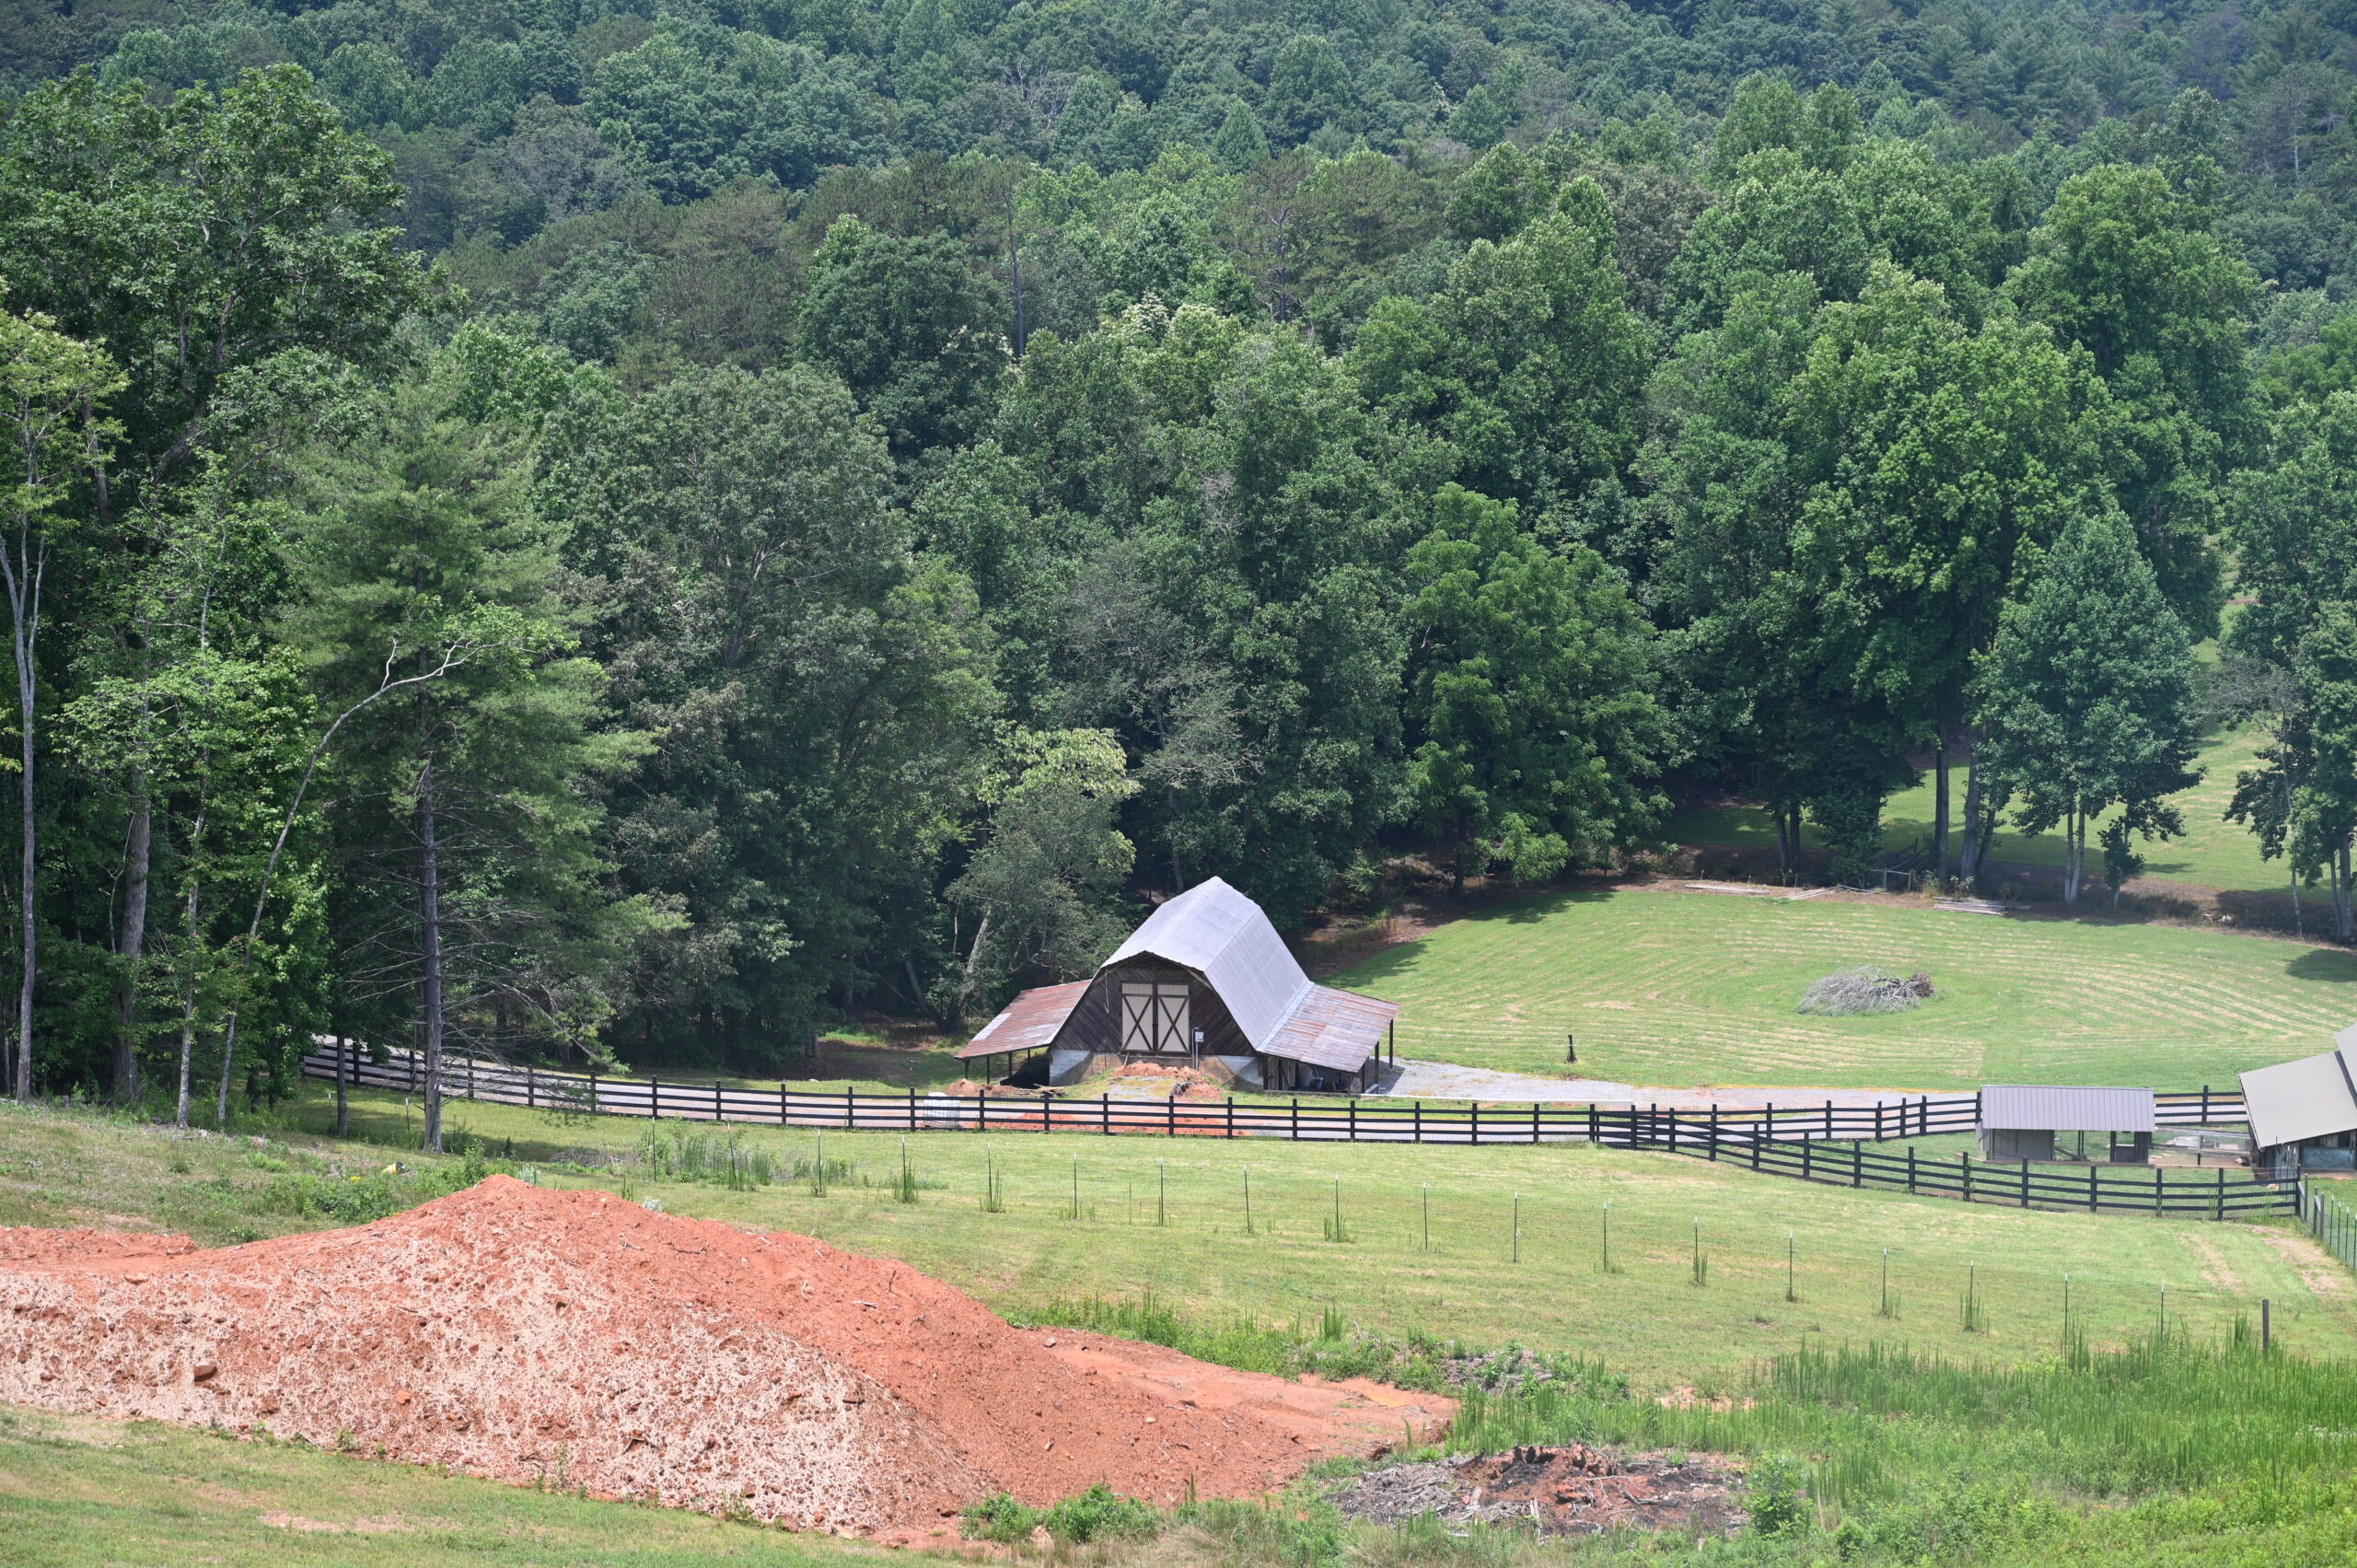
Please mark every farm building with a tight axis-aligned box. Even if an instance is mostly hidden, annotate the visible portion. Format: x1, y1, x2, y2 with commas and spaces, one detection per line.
2240, 1027, 2357, 1179
1976, 1086, 2155, 1164
955, 877, 1399, 1093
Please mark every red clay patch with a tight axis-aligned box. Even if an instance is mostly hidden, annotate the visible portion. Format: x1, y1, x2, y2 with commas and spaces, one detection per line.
0, 1177, 1446, 1534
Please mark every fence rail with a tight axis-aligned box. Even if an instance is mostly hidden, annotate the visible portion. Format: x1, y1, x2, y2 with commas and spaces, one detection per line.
302, 1046, 2251, 1151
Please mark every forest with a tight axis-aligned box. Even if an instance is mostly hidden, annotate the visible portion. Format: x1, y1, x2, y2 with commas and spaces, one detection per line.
6, 0, 2357, 1137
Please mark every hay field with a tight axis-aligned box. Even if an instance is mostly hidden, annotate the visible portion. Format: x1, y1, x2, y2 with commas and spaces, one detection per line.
1334, 885, 2357, 1089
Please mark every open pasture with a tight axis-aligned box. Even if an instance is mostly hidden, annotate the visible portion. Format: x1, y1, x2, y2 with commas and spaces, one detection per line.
17, 1092, 2343, 1390
1336, 884, 2357, 1090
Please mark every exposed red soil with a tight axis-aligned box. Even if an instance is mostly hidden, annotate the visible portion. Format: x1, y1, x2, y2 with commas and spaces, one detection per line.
0, 1178, 1448, 1537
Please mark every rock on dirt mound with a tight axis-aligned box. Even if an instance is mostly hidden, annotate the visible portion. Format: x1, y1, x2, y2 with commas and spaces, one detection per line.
0, 1177, 1446, 1536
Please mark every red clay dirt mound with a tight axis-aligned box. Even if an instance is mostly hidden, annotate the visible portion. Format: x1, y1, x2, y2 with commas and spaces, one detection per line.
0, 1176, 1447, 1536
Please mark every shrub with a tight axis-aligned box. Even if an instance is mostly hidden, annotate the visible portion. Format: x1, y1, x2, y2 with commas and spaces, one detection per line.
1747, 1452, 1813, 1536
1042, 1482, 1157, 1543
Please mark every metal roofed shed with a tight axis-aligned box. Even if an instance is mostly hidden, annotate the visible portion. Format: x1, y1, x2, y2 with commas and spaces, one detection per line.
954, 877, 1400, 1093
2240, 1028, 2357, 1179
1978, 1085, 2155, 1164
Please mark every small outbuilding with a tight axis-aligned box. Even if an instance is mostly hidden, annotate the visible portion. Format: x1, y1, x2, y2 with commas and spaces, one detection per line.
956, 877, 1399, 1093
1977, 1085, 2155, 1164
2241, 1027, 2357, 1179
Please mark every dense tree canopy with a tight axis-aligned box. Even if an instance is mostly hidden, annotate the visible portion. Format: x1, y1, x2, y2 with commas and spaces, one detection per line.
13, 0, 2357, 1121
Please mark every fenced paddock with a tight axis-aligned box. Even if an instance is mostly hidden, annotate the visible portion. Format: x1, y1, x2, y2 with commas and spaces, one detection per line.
301, 1046, 2292, 1220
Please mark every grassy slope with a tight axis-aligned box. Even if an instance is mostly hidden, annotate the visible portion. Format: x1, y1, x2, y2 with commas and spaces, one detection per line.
1333, 884, 2357, 1088
0, 1407, 875, 1568
1670, 723, 2285, 893
7, 1095, 2351, 1389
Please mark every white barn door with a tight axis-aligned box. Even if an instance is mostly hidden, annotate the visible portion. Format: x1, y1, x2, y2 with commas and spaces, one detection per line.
1120, 981, 1190, 1053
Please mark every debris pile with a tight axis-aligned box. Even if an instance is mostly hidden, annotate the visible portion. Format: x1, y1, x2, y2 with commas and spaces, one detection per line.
1797, 967, 1934, 1016
1330, 1443, 1747, 1538
0, 1178, 1447, 1536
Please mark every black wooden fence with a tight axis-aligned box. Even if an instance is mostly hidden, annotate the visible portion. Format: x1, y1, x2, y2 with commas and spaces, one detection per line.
299, 1046, 2247, 1141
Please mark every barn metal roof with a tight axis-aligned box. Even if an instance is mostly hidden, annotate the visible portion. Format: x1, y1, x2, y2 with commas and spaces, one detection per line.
2241, 1044, 2357, 1149
1979, 1085, 2155, 1133
956, 981, 1089, 1059
1104, 877, 1313, 1053
1260, 985, 1398, 1074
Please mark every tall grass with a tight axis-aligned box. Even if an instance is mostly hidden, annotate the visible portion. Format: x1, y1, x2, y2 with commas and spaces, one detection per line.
1449, 1336, 2357, 1512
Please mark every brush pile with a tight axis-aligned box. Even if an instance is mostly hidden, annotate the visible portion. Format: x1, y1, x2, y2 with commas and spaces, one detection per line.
1797, 968, 1934, 1016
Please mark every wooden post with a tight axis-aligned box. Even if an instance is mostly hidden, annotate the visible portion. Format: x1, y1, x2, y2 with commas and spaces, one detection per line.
1226, 1097, 1235, 1139
1415, 1101, 1423, 1144
526, 1064, 535, 1109
1709, 1104, 1719, 1160
1802, 1141, 1812, 1182
1907, 1145, 1915, 1193
1961, 1151, 1971, 1203
1469, 1101, 1478, 1144
1823, 1099, 1832, 1140
2155, 1165, 2164, 1215
2020, 1160, 2029, 1207
588, 1072, 598, 1115
1292, 1098, 1300, 1142
847, 1086, 855, 1131
780, 1082, 788, 1126
908, 1085, 917, 1132
467, 1055, 475, 1100
1170, 1094, 1178, 1139
2089, 1163, 2097, 1212
1854, 1144, 1864, 1189
1530, 1101, 1538, 1144
650, 1074, 659, 1120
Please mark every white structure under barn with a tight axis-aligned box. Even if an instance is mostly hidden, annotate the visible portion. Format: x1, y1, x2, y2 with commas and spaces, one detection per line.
2241, 1026, 2357, 1179
955, 877, 1399, 1093
1976, 1085, 2155, 1164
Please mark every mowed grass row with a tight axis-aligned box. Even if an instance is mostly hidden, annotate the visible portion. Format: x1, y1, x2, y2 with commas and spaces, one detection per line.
14, 1088, 2342, 1388
1670, 721, 2296, 895
1338, 885, 2357, 1088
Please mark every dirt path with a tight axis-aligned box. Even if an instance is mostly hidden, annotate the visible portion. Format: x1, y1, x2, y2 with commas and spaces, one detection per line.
1374, 1060, 1932, 1109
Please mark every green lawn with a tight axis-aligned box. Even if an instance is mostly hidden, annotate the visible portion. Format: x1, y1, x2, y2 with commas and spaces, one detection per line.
1671, 722, 2295, 894
0, 1406, 875, 1568
1333, 884, 2357, 1089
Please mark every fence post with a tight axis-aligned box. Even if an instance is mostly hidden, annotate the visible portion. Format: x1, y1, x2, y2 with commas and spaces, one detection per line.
1961, 1151, 1970, 1203
1874, 1099, 1882, 1140
847, 1086, 855, 1132
780, 1082, 787, 1126
2020, 1161, 2029, 1208
1039, 1091, 1049, 1133
1751, 1123, 1761, 1170
1348, 1099, 1356, 1142
1416, 1101, 1423, 1144
2201, 1085, 2211, 1122
651, 1074, 659, 1120
468, 1055, 476, 1100
2216, 1166, 2226, 1222
2154, 1165, 2164, 1215
526, 1065, 535, 1110
1824, 1099, 1832, 1140
588, 1072, 598, 1115
1766, 1101, 1775, 1144
1802, 1141, 1812, 1183
1531, 1101, 1538, 1144
1907, 1145, 1916, 1193
1171, 1094, 1179, 1140
1586, 1103, 1596, 1144
1227, 1098, 1236, 1139
1664, 1105, 1675, 1155
1293, 1098, 1300, 1142
1709, 1104, 1719, 1161
1854, 1144, 1864, 1189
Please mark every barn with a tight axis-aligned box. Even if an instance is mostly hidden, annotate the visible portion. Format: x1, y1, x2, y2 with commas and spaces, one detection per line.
954, 877, 1399, 1093
2241, 1026, 2357, 1179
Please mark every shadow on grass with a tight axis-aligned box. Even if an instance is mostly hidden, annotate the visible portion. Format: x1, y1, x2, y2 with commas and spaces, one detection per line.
2284, 947, 2357, 984
1335, 887, 1620, 989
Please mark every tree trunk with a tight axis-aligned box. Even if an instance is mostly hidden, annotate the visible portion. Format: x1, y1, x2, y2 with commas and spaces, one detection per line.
2061, 807, 2082, 906
172, 811, 203, 1129
114, 765, 150, 1103
955, 908, 993, 1022
7, 545, 38, 1103
2338, 842, 2354, 945
1166, 784, 1187, 891
1932, 736, 1949, 885
1960, 751, 1984, 887
419, 757, 446, 1154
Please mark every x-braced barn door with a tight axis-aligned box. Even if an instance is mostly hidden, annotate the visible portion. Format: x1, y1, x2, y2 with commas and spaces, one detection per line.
1120, 981, 1190, 1054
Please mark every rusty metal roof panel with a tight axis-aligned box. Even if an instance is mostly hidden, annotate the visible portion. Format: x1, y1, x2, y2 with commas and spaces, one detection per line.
2241, 1048, 2357, 1148
1259, 985, 1398, 1074
1978, 1086, 2155, 1133
1104, 877, 1312, 1052
957, 981, 1090, 1059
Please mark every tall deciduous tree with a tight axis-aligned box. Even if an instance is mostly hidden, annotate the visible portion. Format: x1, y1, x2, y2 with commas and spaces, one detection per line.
1404, 484, 1668, 888
1973, 510, 2201, 906
0, 303, 119, 1098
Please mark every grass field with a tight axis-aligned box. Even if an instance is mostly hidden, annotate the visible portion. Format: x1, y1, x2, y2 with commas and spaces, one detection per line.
7, 1093, 2350, 1388
7, 1096, 2357, 1565
1334, 884, 2357, 1089
1669, 722, 2293, 895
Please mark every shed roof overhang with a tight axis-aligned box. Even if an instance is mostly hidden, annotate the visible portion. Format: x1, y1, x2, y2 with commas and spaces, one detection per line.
2242, 1043, 2357, 1149
1258, 985, 1399, 1074
956, 981, 1089, 1060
